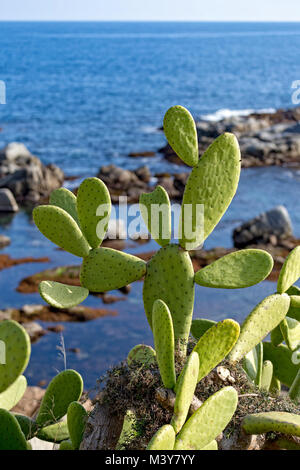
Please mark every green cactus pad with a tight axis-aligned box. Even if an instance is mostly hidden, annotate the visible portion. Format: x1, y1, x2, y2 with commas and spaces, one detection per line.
277, 246, 300, 294
59, 439, 74, 450
14, 414, 38, 440
271, 324, 284, 347
289, 369, 300, 404
36, 370, 83, 427
263, 342, 299, 387
179, 133, 240, 250
193, 319, 240, 382
290, 296, 300, 308
127, 344, 156, 368
191, 319, 216, 340
260, 360, 273, 392
228, 294, 290, 363
152, 300, 176, 389
80, 247, 146, 292
0, 320, 31, 393
286, 285, 300, 321
143, 244, 194, 353
270, 376, 281, 397
39, 281, 89, 309
243, 342, 263, 385
77, 177, 111, 248
67, 401, 88, 449
280, 317, 300, 351
201, 440, 218, 450
50, 188, 79, 225
147, 424, 176, 450
139, 186, 171, 247
37, 421, 70, 443
0, 375, 27, 410
116, 410, 139, 450
242, 412, 300, 437
194, 249, 273, 289
171, 351, 199, 433
0, 409, 28, 450
163, 105, 198, 167
174, 387, 238, 450
33, 205, 90, 258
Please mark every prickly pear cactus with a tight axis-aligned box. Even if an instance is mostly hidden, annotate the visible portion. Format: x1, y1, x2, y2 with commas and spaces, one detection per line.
242, 342, 263, 386
140, 186, 171, 247
39, 281, 89, 309
190, 318, 216, 340
280, 316, 300, 351
147, 424, 175, 450
277, 246, 300, 294
152, 300, 176, 389
0, 375, 27, 410
37, 421, 70, 443
260, 360, 273, 392
289, 369, 300, 403
242, 412, 300, 437
0, 409, 28, 450
127, 344, 156, 367
67, 401, 88, 449
263, 342, 299, 387
50, 187, 79, 225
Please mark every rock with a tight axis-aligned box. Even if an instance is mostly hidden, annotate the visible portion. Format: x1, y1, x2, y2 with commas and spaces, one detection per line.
0, 188, 19, 212
0, 142, 64, 203
233, 205, 293, 248
22, 321, 46, 342
0, 234, 10, 248
12, 385, 45, 417
129, 151, 156, 158
0, 254, 49, 271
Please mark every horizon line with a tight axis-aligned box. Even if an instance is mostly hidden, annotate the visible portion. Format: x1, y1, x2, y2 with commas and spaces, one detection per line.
1, 19, 300, 23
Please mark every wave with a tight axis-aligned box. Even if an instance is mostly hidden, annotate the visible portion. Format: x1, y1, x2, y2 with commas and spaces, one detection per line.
201, 108, 276, 122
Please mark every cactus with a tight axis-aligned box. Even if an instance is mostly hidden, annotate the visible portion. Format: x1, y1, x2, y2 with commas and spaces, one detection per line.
50, 187, 79, 225
36, 370, 83, 427
289, 369, 300, 404
280, 316, 300, 351
116, 410, 139, 450
286, 285, 300, 321
80, 247, 146, 292
193, 319, 240, 382
14, 414, 38, 440
39, 281, 89, 309
140, 186, 171, 247
242, 412, 300, 437
163, 105, 199, 167
33, 205, 90, 258
37, 421, 70, 443
127, 344, 156, 367
195, 249, 273, 289
277, 246, 300, 294
171, 352, 199, 433
263, 342, 299, 387
174, 387, 238, 450
179, 133, 240, 250
271, 324, 284, 347
143, 244, 194, 354
0, 375, 27, 410
270, 376, 281, 397
59, 439, 74, 450
77, 177, 111, 248
0, 320, 31, 393
67, 401, 88, 449
147, 424, 175, 450
228, 294, 290, 363
242, 342, 263, 386
0, 409, 28, 450
152, 300, 176, 389
201, 440, 218, 450
190, 318, 216, 340
260, 360, 273, 392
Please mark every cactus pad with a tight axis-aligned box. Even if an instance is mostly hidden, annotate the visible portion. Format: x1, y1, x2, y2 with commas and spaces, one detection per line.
59, 439, 74, 450
0, 375, 27, 410
228, 294, 290, 363
171, 351, 199, 433
139, 186, 171, 247
152, 300, 176, 389
191, 318, 216, 340
33, 205, 90, 258
0, 409, 28, 450
14, 414, 38, 440
243, 342, 263, 385
77, 177, 111, 248
277, 246, 300, 294
280, 316, 300, 351
201, 440, 218, 450
263, 342, 299, 387
163, 105, 199, 167
0, 320, 31, 393
194, 249, 273, 289
39, 281, 89, 309
147, 424, 176, 450
193, 319, 240, 382
174, 387, 238, 450
179, 133, 240, 250
127, 344, 156, 367
242, 412, 300, 437
260, 360, 273, 392
289, 369, 300, 403
67, 401, 88, 449
50, 188, 79, 225
80, 247, 146, 292
37, 421, 70, 443
36, 370, 83, 426
143, 244, 194, 353
116, 410, 139, 450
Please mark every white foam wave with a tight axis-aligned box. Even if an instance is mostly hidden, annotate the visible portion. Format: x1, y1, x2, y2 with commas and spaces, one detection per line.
201, 108, 276, 122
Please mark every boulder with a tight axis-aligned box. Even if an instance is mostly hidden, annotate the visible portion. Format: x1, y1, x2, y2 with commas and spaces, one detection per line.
0, 143, 64, 203
0, 188, 19, 212
0, 235, 10, 248
233, 205, 293, 248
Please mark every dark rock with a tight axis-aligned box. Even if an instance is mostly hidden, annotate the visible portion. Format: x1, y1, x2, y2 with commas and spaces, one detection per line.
129, 151, 156, 158
0, 188, 19, 212
0, 235, 10, 249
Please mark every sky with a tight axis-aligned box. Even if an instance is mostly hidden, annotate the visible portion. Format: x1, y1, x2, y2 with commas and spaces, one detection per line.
1, 0, 300, 22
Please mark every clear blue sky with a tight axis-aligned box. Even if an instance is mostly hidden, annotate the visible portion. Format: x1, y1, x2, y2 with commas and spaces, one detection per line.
1, 0, 300, 21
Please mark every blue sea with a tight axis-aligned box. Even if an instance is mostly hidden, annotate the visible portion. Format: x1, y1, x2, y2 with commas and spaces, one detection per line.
0, 22, 300, 389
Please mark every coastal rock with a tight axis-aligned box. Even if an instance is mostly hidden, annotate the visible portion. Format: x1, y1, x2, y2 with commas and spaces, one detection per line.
0, 234, 10, 249
233, 205, 293, 248
0, 142, 64, 203
0, 188, 19, 212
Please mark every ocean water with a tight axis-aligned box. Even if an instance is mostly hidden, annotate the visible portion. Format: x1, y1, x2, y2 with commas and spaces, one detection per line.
0, 22, 300, 388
